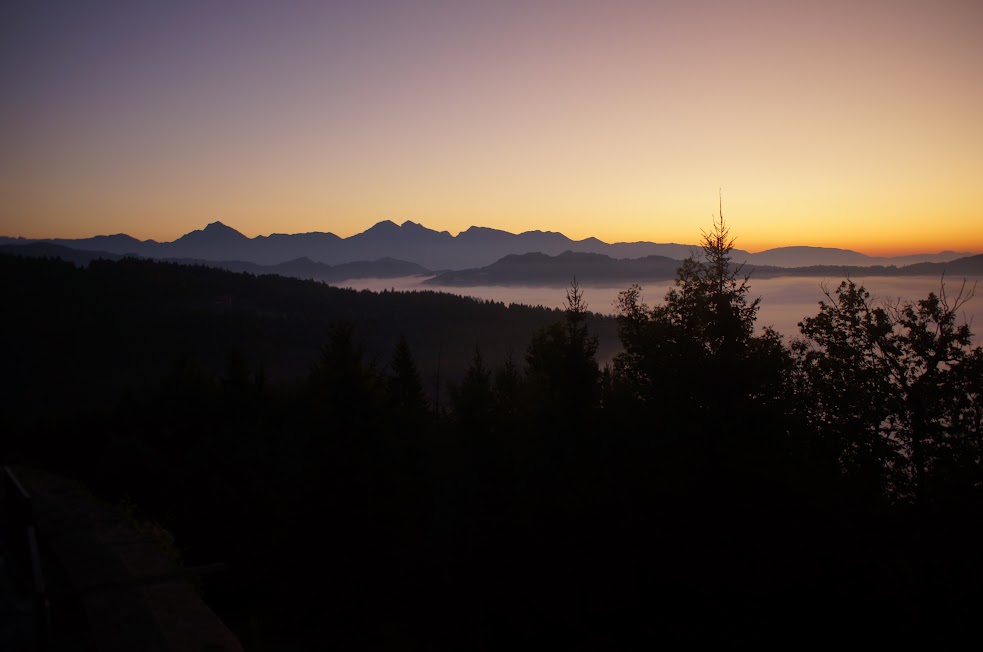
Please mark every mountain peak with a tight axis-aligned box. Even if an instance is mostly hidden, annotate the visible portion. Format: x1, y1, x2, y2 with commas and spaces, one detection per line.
204, 221, 243, 234
399, 220, 433, 233
177, 221, 248, 243
399, 220, 452, 238
353, 219, 452, 243
365, 220, 399, 232
459, 225, 512, 237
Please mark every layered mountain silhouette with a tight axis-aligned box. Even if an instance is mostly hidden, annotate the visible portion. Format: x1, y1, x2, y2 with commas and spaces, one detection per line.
741, 245, 970, 268
426, 252, 681, 286
0, 220, 701, 269
1, 219, 972, 272
0, 242, 430, 284
425, 251, 983, 287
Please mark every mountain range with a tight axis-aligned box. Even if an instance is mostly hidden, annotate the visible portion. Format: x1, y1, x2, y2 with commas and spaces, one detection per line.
1, 220, 970, 271
424, 251, 983, 287
0, 242, 431, 285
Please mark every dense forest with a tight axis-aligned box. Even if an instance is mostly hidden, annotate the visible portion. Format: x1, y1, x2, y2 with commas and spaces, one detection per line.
2, 218, 982, 647
0, 253, 620, 429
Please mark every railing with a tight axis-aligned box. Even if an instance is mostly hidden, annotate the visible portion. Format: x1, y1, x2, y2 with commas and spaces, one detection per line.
1, 465, 242, 651
1, 465, 51, 650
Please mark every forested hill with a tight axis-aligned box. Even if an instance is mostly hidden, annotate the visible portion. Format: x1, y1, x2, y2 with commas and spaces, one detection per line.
0, 252, 619, 425
426, 250, 983, 286
745, 252, 983, 278
0, 241, 432, 283
425, 251, 682, 286
3, 224, 982, 648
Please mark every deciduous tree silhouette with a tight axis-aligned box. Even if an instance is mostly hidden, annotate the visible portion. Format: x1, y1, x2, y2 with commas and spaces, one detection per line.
887, 281, 976, 500
796, 277, 979, 501
794, 280, 899, 497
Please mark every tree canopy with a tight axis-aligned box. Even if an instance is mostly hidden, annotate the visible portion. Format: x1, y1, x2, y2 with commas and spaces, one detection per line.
4, 222, 982, 648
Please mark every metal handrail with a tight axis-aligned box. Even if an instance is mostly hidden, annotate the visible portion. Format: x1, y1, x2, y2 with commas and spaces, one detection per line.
2, 466, 50, 650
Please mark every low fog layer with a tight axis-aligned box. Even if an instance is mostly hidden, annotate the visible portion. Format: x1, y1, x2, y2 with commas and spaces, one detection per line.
339, 275, 981, 341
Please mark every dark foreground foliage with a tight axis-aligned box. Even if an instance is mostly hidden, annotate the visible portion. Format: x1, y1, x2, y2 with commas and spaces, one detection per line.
2, 219, 982, 647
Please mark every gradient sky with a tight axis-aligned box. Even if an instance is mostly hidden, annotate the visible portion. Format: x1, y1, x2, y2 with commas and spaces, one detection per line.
2, 0, 981, 255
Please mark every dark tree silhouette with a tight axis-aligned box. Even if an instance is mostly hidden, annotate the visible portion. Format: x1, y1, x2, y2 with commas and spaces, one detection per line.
612, 205, 787, 447
386, 334, 429, 431
887, 280, 977, 501
525, 279, 601, 436
7, 235, 983, 647
666, 201, 760, 354
451, 347, 494, 437
795, 278, 979, 501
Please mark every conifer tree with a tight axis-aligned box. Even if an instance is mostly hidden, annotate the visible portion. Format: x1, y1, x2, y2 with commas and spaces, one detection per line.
386, 334, 429, 422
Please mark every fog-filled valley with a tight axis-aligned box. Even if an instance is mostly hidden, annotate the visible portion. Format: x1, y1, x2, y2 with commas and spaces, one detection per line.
342, 274, 982, 342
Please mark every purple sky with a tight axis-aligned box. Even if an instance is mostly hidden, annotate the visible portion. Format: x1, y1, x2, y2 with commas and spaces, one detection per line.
2, 1, 982, 255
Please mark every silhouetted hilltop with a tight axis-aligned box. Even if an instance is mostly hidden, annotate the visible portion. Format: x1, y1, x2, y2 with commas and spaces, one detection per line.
0, 242, 122, 265
176, 220, 248, 244
8, 237, 981, 295
78, 233, 150, 251
744, 253, 983, 278
246, 229, 343, 264
279, 256, 431, 282
5, 220, 971, 271
746, 245, 879, 267
166, 221, 253, 260
898, 253, 983, 276
427, 251, 680, 286
0, 251, 620, 422
427, 250, 983, 286
745, 245, 969, 267
161, 255, 432, 283
0, 242, 431, 284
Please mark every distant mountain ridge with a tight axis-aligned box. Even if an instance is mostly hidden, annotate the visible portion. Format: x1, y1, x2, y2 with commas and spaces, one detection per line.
425, 251, 983, 287
1, 219, 972, 271
5, 240, 981, 291
0, 242, 431, 283
743, 245, 969, 268
427, 251, 681, 286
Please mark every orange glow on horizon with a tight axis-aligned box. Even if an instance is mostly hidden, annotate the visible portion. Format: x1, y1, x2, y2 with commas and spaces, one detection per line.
1, 2, 981, 258
8, 210, 980, 259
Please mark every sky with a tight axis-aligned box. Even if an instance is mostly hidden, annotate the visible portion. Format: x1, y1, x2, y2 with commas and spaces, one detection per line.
1, 0, 981, 255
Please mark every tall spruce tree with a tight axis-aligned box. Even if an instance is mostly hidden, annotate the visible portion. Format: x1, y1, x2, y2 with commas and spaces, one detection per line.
612, 203, 786, 438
